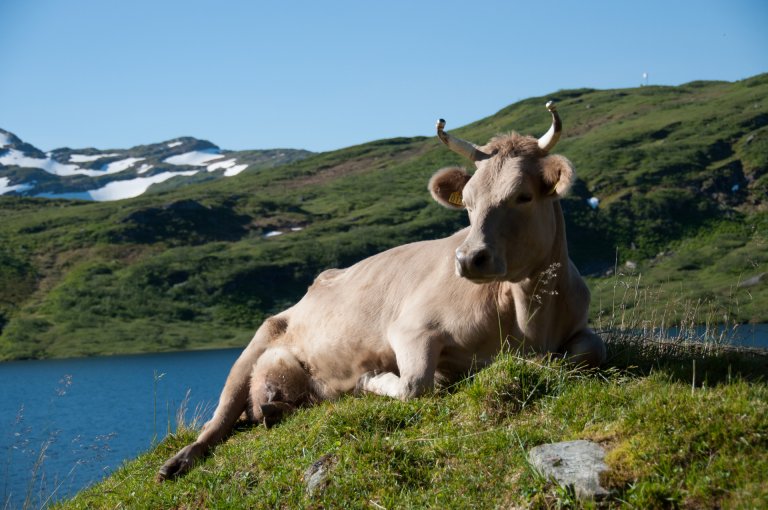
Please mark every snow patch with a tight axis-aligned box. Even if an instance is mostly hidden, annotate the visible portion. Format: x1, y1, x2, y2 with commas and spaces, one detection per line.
164, 149, 224, 166
224, 164, 248, 177
0, 149, 142, 177
88, 170, 199, 200
137, 163, 154, 174
167, 141, 183, 148
69, 153, 121, 163
100, 157, 145, 174
264, 227, 303, 238
0, 132, 13, 147
38, 170, 199, 201
206, 158, 237, 172
0, 177, 34, 195
205, 158, 249, 176
0, 149, 84, 176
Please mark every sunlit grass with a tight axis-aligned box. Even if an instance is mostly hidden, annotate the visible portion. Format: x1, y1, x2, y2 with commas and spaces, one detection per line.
53, 277, 768, 509
54, 347, 767, 509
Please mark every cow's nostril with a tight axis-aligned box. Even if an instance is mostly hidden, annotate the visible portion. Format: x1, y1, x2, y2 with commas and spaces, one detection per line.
471, 250, 490, 270
456, 247, 494, 277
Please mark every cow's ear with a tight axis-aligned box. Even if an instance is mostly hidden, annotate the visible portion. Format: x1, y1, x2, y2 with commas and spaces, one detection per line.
429, 167, 471, 210
540, 155, 575, 198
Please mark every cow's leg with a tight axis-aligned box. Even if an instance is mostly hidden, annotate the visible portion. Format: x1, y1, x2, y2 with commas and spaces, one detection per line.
247, 346, 311, 427
156, 316, 287, 481
561, 328, 605, 368
358, 330, 442, 400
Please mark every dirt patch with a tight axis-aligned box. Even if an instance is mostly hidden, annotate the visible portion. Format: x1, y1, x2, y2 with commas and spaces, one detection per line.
282, 144, 431, 189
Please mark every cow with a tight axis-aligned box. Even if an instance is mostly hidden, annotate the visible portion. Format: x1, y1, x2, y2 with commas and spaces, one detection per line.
157, 102, 606, 481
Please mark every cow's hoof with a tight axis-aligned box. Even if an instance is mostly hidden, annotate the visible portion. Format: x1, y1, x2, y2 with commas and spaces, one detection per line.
354, 371, 377, 395
157, 457, 189, 482
156, 443, 204, 482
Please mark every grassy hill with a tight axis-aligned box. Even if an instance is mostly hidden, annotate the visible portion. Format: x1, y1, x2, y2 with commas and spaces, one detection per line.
1, 74, 767, 360
56, 341, 768, 509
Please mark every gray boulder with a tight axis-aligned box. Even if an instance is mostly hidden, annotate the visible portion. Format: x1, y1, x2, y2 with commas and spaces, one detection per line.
528, 440, 610, 500
304, 454, 336, 496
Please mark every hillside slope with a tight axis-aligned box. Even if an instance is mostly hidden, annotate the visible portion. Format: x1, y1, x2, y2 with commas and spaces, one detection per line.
58, 346, 768, 509
1, 74, 766, 360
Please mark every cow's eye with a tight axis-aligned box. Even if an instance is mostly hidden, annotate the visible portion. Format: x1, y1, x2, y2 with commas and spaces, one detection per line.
515, 194, 533, 204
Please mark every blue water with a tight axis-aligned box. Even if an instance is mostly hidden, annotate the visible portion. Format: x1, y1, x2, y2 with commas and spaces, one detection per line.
660, 323, 768, 349
0, 348, 240, 509
1, 326, 767, 509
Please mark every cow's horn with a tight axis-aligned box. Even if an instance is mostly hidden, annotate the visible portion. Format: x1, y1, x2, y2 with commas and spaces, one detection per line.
537, 101, 562, 152
436, 119, 490, 162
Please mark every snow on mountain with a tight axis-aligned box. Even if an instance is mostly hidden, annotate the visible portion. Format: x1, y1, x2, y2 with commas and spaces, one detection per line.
0, 150, 146, 178
225, 165, 248, 177
0, 128, 313, 201
206, 158, 249, 176
0, 177, 34, 195
207, 158, 237, 171
164, 149, 224, 166
91, 170, 199, 200
164, 148, 247, 176
38, 170, 199, 201
101, 157, 146, 174
69, 153, 122, 163
0, 149, 84, 176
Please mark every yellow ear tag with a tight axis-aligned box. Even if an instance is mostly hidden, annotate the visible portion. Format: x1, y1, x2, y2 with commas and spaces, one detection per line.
448, 191, 464, 207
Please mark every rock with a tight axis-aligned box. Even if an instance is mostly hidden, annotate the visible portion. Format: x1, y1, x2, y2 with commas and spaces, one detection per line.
738, 273, 766, 288
528, 440, 609, 500
304, 454, 336, 496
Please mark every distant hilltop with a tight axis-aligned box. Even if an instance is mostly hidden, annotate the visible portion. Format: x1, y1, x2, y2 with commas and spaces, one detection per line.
0, 128, 313, 201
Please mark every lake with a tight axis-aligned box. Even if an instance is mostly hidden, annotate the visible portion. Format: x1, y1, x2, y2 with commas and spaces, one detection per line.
1, 348, 240, 510
1, 325, 767, 509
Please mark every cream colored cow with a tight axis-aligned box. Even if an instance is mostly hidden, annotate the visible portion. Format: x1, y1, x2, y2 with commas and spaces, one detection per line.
157, 102, 605, 480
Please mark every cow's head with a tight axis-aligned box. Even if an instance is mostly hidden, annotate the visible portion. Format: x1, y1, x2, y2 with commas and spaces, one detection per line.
429, 102, 574, 283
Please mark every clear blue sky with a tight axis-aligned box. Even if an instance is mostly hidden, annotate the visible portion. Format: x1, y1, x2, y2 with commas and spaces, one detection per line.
1, 0, 766, 153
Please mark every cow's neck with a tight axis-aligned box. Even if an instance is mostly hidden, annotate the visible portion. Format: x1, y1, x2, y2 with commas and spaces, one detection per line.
496, 200, 572, 342
523, 200, 570, 287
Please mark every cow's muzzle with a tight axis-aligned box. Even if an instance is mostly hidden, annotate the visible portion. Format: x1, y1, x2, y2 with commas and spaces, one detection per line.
455, 246, 505, 282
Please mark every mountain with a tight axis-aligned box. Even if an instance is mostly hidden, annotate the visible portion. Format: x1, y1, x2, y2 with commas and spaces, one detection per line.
0, 74, 766, 360
0, 129, 313, 200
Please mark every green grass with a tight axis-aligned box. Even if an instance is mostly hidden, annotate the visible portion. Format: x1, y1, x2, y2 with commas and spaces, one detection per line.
1, 74, 768, 360
54, 340, 768, 509
589, 212, 768, 326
